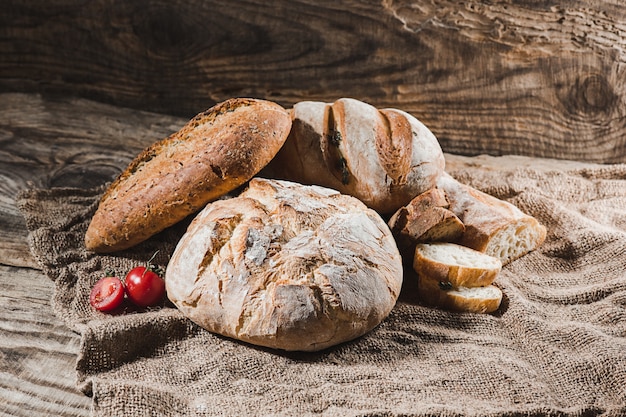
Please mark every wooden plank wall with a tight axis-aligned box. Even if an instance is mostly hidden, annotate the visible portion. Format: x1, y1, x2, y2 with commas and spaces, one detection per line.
1, 1, 625, 162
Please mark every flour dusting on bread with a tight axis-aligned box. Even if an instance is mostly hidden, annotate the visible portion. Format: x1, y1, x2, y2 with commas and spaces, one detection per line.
265, 98, 446, 214
166, 178, 403, 352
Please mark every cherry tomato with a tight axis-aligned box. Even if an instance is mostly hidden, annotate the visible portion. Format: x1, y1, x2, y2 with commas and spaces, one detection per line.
125, 266, 165, 307
89, 276, 125, 312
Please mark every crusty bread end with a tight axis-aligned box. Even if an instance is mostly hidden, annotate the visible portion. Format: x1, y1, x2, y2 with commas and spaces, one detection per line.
437, 173, 547, 265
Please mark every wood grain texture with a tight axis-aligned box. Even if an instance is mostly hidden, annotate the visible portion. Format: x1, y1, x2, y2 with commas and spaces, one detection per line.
0, 93, 186, 416
0, 265, 90, 417
2, 0, 626, 162
0, 93, 186, 268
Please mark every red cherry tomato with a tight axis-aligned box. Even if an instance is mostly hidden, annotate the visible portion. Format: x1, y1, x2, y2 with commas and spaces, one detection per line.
89, 276, 125, 312
125, 266, 165, 307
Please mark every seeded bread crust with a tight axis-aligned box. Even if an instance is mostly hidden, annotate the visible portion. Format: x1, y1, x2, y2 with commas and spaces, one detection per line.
85, 98, 292, 252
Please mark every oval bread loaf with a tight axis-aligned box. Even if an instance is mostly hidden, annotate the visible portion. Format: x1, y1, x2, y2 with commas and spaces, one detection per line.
85, 98, 292, 252
165, 178, 404, 352
265, 98, 446, 214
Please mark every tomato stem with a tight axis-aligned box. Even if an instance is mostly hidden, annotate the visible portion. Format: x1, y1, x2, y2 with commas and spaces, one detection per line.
146, 250, 160, 265
143, 250, 164, 277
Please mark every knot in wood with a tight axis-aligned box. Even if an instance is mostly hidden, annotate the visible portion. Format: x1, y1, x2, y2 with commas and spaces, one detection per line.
570, 73, 616, 116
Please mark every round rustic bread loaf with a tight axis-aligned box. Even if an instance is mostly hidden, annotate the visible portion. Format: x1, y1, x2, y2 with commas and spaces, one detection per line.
264, 98, 446, 214
85, 98, 291, 252
165, 178, 404, 352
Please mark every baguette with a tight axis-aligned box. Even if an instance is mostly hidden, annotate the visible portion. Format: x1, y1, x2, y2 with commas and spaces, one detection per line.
85, 98, 291, 252
264, 98, 446, 214
437, 173, 547, 265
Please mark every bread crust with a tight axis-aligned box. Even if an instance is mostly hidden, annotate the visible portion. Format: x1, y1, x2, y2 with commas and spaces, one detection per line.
266, 98, 446, 214
388, 188, 465, 252
413, 242, 502, 288
437, 173, 547, 265
165, 178, 403, 352
85, 98, 292, 252
418, 276, 502, 314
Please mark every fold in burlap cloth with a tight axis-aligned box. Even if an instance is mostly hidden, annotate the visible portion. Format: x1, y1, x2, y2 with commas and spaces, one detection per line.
17, 165, 626, 417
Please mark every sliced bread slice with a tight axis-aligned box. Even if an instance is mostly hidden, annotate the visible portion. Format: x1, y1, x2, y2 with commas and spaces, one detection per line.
413, 242, 502, 288
418, 276, 503, 314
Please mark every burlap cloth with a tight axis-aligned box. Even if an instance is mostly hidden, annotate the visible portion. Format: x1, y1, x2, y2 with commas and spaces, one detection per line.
16, 164, 626, 417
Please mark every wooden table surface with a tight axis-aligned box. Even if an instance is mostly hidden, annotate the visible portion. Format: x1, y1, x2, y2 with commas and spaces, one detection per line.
0, 92, 604, 416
